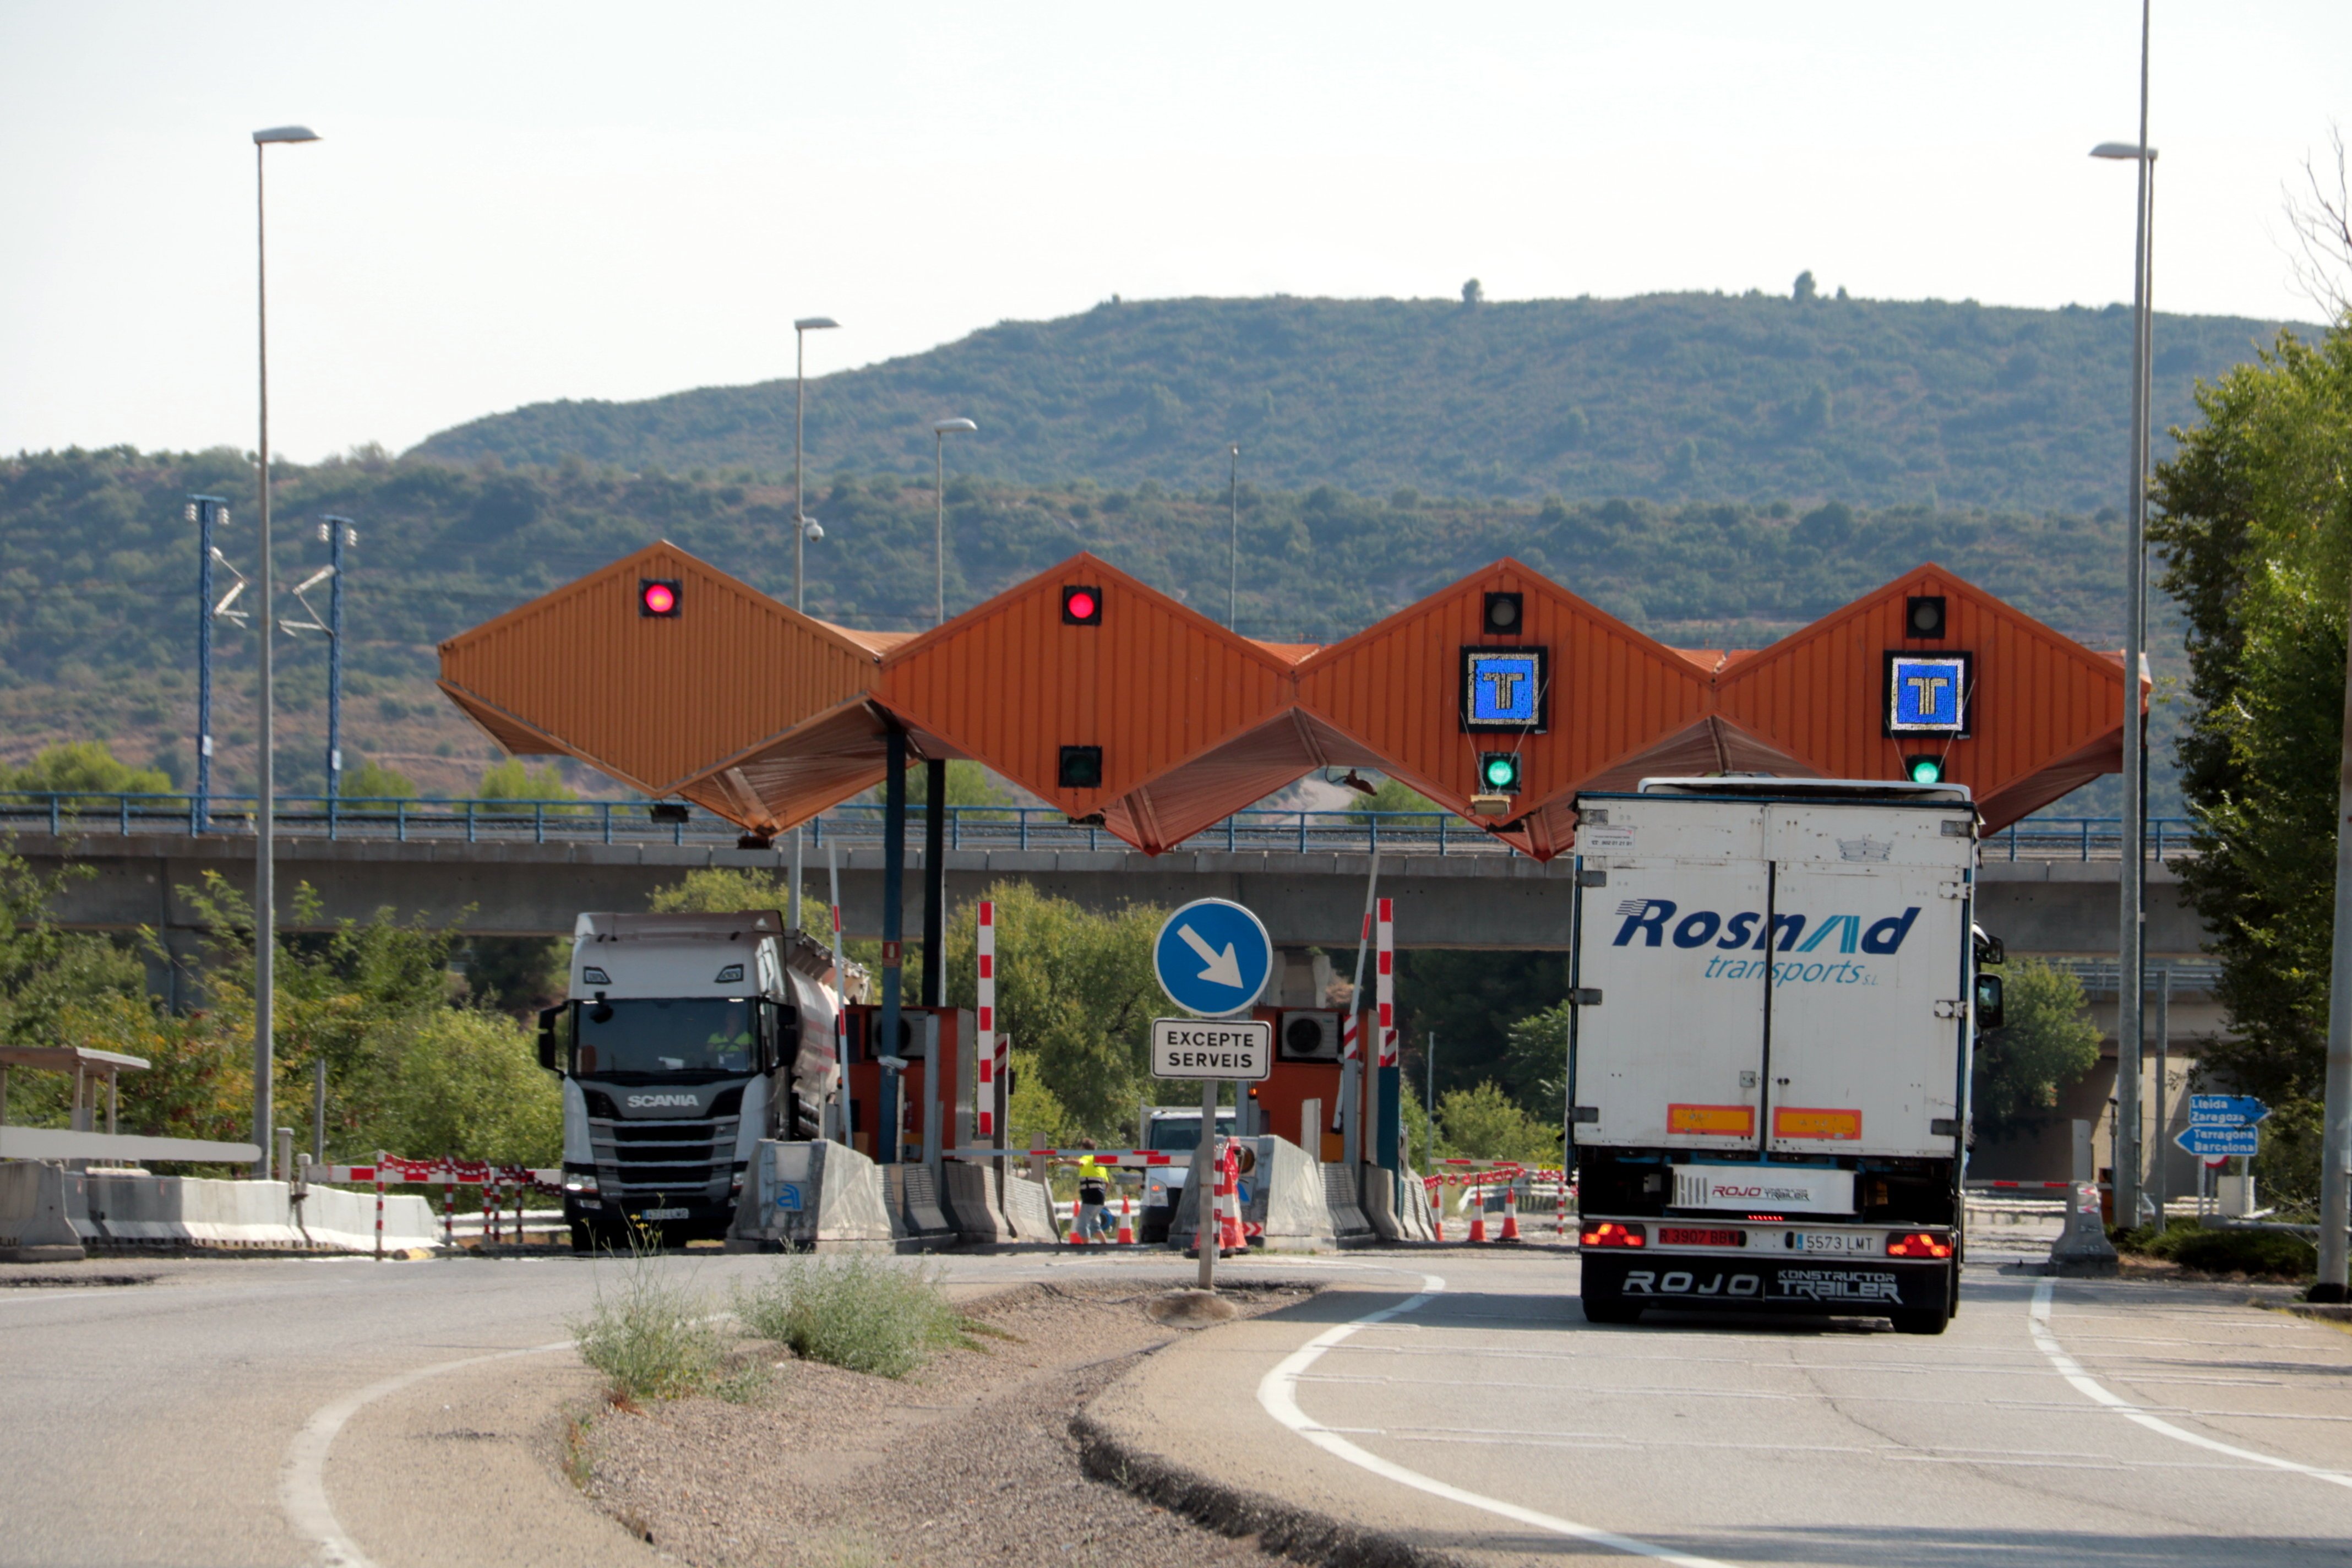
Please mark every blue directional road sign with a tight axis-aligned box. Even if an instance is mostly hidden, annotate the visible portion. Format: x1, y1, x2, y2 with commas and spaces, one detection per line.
1153, 898, 1275, 1017
2187, 1094, 2270, 1128
2175, 1123, 2261, 1158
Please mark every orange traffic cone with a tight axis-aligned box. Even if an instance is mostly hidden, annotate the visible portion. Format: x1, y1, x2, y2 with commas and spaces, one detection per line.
1066, 1206, 1087, 1245
1115, 1197, 1136, 1246
1500, 1183, 1523, 1243
1468, 1197, 1489, 1244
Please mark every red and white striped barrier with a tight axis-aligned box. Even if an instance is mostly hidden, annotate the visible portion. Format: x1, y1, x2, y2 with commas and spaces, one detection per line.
1375, 897, 1397, 1068
306, 1155, 563, 1259
976, 899, 998, 1139
1964, 1180, 2082, 1193
943, 1147, 1179, 1166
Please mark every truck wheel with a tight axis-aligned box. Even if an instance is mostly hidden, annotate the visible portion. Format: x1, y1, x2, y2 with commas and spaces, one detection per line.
569, 1222, 595, 1256
1889, 1306, 1950, 1336
1581, 1297, 1643, 1326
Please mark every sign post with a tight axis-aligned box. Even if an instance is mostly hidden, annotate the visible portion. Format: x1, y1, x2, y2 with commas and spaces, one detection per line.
1150, 900, 1275, 1291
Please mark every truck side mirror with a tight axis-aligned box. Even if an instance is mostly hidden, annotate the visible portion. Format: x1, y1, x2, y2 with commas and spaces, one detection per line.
535, 1007, 560, 1071
1974, 974, 2005, 1030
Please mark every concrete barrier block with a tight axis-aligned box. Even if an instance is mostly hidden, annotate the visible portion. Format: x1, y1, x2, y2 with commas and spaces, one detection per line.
1324, 1162, 1374, 1242
85, 1175, 308, 1248
940, 1161, 1017, 1244
1254, 1137, 1337, 1251
294, 1185, 439, 1252
885, 1164, 957, 1248
728, 1140, 896, 1250
1000, 1172, 1060, 1244
0, 1162, 91, 1261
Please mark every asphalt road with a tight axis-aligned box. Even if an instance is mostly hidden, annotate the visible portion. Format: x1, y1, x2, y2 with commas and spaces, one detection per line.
0, 1247, 1197, 1568
1238, 1242, 2352, 1566
4, 1226, 2347, 1568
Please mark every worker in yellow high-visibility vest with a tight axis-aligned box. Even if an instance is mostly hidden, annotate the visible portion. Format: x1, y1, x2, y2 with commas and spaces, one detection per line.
1074, 1140, 1114, 1242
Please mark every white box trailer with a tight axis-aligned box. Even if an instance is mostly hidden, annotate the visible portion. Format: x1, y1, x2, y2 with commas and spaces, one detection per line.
1569, 778, 1996, 1335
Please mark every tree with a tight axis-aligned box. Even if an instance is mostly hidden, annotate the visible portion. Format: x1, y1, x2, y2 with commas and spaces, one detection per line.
1435, 1081, 1557, 1164
938, 881, 1166, 1139
340, 754, 417, 799
1969, 959, 2101, 1141
2148, 320, 2352, 1109
475, 758, 582, 812
4, 741, 170, 803
1461, 278, 1483, 306
0, 850, 151, 1126
1500, 1000, 1571, 1121
1793, 270, 1819, 303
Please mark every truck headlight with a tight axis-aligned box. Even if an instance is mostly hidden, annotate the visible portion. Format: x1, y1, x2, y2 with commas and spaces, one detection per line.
564, 1173, 600, 1196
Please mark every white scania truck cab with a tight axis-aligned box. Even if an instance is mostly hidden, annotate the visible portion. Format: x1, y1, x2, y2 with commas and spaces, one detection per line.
537, 910, 841, 1249
1567, 778, 2002, 1335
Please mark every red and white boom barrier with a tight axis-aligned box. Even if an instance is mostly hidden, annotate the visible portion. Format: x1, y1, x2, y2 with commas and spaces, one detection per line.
304, 1154, 561, 1259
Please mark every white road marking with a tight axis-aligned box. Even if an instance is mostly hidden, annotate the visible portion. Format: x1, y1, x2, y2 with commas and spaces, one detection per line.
2027, 1278, 2352, 1492
281, 1338, 572, 1567
1256, 1273, 1742, 1568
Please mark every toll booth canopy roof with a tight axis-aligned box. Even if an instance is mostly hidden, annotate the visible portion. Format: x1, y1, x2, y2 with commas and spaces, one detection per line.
438, 546, 2136, 857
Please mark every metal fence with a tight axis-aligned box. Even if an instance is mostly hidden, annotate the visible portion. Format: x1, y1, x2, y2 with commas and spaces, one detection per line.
0, 790, 2195, 862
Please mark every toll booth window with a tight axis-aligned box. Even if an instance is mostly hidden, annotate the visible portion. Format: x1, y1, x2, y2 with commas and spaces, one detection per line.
1147, 1114, 1238, 1151
575, 998, 757, 1075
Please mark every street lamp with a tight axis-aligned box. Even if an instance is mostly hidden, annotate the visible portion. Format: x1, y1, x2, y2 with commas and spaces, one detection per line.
792, 317, 838, 614
2091, 4, 2155, 1228
249, 122, 320, 1181
931, 418, 977, 626
788, 316, 837, 939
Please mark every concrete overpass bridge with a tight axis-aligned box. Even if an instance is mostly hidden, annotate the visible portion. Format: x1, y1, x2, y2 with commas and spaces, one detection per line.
12, 800, 2208, 961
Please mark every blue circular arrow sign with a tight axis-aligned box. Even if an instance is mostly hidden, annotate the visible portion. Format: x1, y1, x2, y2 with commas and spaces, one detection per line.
1153, 898, 1275, 1017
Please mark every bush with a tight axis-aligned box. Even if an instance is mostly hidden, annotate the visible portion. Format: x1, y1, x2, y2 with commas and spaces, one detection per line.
732, 1254, 967, 1378
570, 1244, 723, 1402
2121, 1221, 2317, 1278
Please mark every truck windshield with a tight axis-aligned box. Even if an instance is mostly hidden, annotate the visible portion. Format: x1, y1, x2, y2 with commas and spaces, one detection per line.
1148, 1114, 1237, 1151
574, 999, 756, 1076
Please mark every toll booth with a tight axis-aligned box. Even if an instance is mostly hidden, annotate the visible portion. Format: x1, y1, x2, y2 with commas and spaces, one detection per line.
1246, 1005, 1349, 1163
840, 1004, 979, 1166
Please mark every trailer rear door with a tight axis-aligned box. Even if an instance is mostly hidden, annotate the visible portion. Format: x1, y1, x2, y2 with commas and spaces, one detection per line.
1760, 804, 1970, 1159
1573, 799, 1770, 1151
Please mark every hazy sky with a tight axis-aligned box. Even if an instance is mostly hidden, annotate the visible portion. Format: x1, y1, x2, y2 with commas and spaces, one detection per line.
2, 2, 2344, 462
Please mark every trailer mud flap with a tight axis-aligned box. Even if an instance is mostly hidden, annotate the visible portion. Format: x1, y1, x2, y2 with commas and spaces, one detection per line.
1581, 1251, 1947, 1311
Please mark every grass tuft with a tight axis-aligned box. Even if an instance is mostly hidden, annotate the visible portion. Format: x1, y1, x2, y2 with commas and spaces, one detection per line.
732, 1253, 971, 1379
568, 1232, 723, 1402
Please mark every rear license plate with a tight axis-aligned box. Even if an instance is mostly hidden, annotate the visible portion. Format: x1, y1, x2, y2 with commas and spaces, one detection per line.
637, 1207, 689, 1221
1659, 1227, 1744, 1247
1795, 1231, 1875, 1253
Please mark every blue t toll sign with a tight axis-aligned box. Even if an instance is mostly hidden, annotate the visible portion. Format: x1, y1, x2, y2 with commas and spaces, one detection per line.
1153, 899, 1275, 1017
2175, 1123, 2261, 1158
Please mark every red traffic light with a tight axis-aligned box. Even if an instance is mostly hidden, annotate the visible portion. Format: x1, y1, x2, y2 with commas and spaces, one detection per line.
1060, 585, 1102, 625
639, 579, 680, 617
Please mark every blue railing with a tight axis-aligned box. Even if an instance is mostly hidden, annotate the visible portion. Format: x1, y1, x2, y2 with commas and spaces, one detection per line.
0, 791, 2194, 862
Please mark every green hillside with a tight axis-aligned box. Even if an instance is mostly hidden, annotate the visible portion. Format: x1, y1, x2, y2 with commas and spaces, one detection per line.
411, 291, 2294, 514
1, 444, 2174, 812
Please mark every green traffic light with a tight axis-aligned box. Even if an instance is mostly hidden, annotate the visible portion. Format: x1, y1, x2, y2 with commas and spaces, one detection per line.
1481, 753, 1520, 790
1909, 756, 1943, 784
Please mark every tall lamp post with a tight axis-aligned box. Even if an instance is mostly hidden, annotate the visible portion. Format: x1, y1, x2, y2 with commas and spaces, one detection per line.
250, 122, 320, 1180
2092, 6, 2155, 1227
931, 418, 976, 627
791, 316, 838, 614
788, 315, 837, 937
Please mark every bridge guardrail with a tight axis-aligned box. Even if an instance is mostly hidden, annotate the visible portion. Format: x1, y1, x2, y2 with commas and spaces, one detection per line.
0, 791, 2194, 863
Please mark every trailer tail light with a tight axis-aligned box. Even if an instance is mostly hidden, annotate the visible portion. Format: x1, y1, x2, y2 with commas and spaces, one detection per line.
1581, 1221, 1645, 1248
1886, 1231, 1952, 1259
